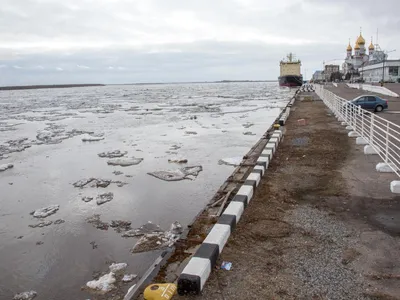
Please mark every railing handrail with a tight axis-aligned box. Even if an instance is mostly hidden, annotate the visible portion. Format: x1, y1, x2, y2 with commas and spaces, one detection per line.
314, 84, 400, 178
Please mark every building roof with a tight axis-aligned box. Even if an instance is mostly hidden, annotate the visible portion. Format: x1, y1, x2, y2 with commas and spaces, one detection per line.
347, 42, 352, 51
368, 39, 375, 50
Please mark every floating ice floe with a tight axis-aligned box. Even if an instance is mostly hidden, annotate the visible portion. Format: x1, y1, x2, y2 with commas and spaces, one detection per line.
131, 221, 183, 253
122, 274, 137, 282
13, 291, 37, 300
31, 205, 60, 218
82, 136, 104, 142
96, 192, 114, 205
122, 222, 163, 238
168, 158, 188, 164
82, 196, 93, 202
73, 178, 126, 188
86, 214, 109, 230
0, 163, 13, 172
29, 220, 53, 228
147, 165, 202, 181
109, 262, 127, 273
184, 131, 197, 135
243, 131, 256, 136
98, 150, 127, 158
86, 272, 116, 293
218, 157, 243, 167
107, 157, 143, 167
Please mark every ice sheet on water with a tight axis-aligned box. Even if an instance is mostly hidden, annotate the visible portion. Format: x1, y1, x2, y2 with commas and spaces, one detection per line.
98, 150, 127, 158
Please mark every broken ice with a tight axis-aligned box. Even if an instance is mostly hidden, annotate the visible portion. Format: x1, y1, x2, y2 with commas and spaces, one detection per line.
31, 205, 60, 218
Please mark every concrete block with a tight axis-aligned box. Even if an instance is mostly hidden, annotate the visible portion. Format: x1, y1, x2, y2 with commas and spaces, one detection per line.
345, 126, 353, 130
356, 137, 368, 145
376, 162, 399, 173
223, 201, 245, 223
348, 131, 359, 137
390, 181, 400, 194
262, 148, 273, 159
253, 165, 265, 176
247, 172, 261, 186
203, 224, 231, 253
237, 185, 254, 203
178, 257, 211, 294
269, 137, 279, 145
364, 145, 378, 155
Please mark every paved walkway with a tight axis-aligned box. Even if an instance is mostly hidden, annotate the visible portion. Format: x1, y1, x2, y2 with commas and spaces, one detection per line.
325, 84, 400, 126
176, 94, 400, 300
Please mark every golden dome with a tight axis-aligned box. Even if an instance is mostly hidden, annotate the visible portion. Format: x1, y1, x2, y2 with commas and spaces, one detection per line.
368, 39, 374, 50
356, 33, 365, 45
354, 43, 360, 50
347, 42, 352, 51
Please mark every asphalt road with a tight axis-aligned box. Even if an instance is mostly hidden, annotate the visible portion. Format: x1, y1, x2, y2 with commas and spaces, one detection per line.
325, 83, 400, 127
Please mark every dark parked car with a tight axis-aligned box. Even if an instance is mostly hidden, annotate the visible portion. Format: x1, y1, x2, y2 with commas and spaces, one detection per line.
348, 95, 388, 112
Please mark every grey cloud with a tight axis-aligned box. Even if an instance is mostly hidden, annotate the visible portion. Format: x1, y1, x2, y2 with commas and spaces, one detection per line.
0, 0, 399, 85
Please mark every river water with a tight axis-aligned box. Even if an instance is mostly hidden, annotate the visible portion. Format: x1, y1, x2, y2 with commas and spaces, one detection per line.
0, 82, 294, 299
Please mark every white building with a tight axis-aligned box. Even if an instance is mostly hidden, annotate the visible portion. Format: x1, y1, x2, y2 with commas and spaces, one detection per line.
360, 60, 400, 83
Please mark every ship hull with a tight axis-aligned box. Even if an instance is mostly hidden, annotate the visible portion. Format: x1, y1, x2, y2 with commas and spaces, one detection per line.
278, 75, 303, 87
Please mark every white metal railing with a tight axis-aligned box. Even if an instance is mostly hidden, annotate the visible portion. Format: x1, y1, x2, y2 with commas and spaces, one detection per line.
315, 84, 400, 178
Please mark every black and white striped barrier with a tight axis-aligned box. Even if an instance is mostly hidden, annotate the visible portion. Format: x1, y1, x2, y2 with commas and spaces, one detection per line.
279, 107, 291, 126
177, 130, 284, 295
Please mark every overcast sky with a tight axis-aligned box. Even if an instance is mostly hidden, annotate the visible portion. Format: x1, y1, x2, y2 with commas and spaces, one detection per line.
1, 0, 399, 85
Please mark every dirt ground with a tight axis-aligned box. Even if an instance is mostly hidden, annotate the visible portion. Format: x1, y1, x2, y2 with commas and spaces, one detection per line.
175, 94, 400, 300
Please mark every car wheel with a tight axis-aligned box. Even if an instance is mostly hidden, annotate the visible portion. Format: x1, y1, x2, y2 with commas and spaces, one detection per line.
375, 105, 383, 112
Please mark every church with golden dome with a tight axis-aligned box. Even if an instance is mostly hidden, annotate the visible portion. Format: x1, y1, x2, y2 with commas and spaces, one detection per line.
343, 31, 375, 75
341, 30, 400, 82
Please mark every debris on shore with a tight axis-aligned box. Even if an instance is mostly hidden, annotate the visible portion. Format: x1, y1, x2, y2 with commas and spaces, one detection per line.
147, 165, 202, 181
0, 163, 13, 172
96, 192, 114, 205
107, 157, 143, 167
13, 291, 37, 300
31, 205, 60, 218
98, 150, 127, 158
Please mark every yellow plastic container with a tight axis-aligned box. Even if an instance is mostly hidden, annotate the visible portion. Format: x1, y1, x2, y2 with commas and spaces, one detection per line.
273, 123, 280, 129
143, 283, 177, 300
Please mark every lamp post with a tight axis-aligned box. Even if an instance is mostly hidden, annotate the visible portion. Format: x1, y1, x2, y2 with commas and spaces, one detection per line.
382, 49, 396, 84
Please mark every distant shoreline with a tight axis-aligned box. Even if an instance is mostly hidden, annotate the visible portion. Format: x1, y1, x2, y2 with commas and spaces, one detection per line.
0, 80, 278, 91
0, 84, 105, 91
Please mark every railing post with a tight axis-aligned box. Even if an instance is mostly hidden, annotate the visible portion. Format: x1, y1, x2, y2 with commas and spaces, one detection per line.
385, 122, 389, 163
370, 113, 374, 146
361, 107, 364, 137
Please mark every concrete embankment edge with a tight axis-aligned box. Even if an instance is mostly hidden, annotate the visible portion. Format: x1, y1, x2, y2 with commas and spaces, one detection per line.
176, 94, 298, 295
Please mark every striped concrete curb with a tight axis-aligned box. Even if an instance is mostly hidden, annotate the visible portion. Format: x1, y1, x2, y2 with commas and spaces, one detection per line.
279, 107, 290, 126
177, 129, 284, 295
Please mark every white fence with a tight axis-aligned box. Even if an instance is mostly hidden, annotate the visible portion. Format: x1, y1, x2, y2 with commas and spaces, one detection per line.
347, 83, 399, 97
315, 85, 400, 178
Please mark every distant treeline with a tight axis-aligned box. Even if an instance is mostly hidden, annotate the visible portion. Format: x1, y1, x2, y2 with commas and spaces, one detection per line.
0, 84, 105, 91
